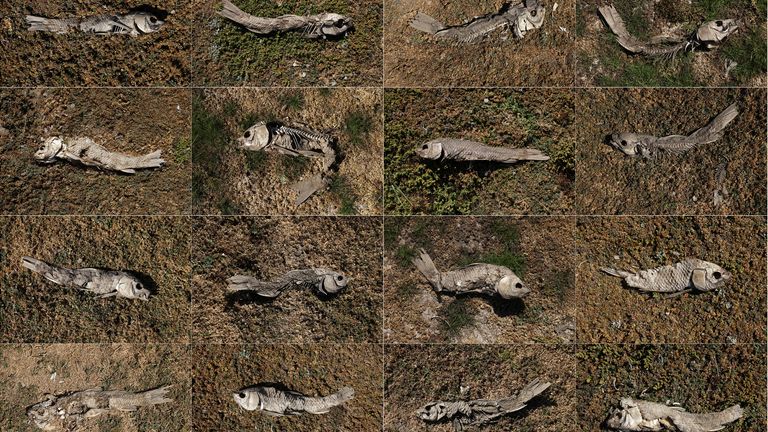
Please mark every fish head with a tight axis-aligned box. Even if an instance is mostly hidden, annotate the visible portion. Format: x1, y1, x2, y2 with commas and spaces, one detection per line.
26, 396, 57, 431
132, 12, 165, 34
416, 402, 446, 421
696, 19, 738, 49
415, 140, 444, 160
515, 2, 546, 38
604, 398, 643, 430
496, 274, 529, 299
606, 133, 645, 157
233, 388, 260, 411
319, 271, 348, 295
239, 122, 271, 151
691, 261, 731, 291
34, 137, 64, 163
115, 276, 151, 300
319, 14, 353, 37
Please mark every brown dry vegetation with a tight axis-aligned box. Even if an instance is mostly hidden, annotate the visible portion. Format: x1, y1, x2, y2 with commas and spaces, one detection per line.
0, 344, 190, 431
191, 216, 382, 343
575, 88, 766, 215
192, 344, 382, 431
0, 88, 192, 215
0, 216, 190, 343
576, 216, 766, 343
383, 0, 575, 87
0, 0, 190, 86
384, 216, 577, 343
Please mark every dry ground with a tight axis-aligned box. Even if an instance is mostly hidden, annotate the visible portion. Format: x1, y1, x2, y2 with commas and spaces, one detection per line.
575, 88, 766, 215
191, 216, 382, 343
192, 344, 382, 431
0, 0, 191, 86
575, 216, 766, 344
0, 88, 192, 215
0, 344, 191, 431
193, 88, 383, 216
0, 216, 190, 343
384, 217, 577, 344
383, 0, 575, 87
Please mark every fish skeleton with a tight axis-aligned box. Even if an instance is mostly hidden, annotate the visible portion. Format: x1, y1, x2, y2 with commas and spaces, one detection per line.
21, 257, 151, 300
27, 385, 173, 431
415, 138, 549, 164
600, 258, 731, 296
26, 11, 164, 35
219, 0, 353, 39
34, 136, 165, 174
607, 103, 739, 158
239, 121, 338, 205
605, 398, 743, 432
418, 379, 551, 431
233, 385, 354, 416
598, 4, 738, 58
410, 0, 545, 43
411, 249, 529, 299
227, 268, 348, 298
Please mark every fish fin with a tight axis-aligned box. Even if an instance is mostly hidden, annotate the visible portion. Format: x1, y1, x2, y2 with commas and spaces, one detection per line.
600, 267, 634, 278
411, 249, 442, 291
98, 292, 117, 299
226, 275, 283, 297
499, 378, 551, 413
119, 168, 137, 174
664, 288, 693, 299
410, 12, 445, 35
292, 174, 328, 206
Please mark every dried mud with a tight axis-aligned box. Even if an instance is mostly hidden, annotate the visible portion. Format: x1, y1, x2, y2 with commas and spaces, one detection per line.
0, 216, 190, 343
383, 0, 575, 87
0, 88, 192, 215
191, 216, 382, 343
192, 344, 382, 431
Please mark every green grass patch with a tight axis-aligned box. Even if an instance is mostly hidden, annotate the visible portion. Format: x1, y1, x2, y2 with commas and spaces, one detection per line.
394, 245, 416, 268
244, 151, 268, 172
172, 137, 190, 164
695, 0, 729, 19
279, 92, 305, 111
191, 92, 230, 210
439, 298, 475, 337
598, 58, 697, 87
344, 111, 373, 147
721, 28, 767, 84
279, 155, 310, 181
384, 218, 406, 249
495, 96, 538, 135
329, 174, 358, 215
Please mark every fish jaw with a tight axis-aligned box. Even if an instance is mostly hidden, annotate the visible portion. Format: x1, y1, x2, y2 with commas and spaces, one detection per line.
318, 14, 353, 37
697, 19, 738, 49
495, 274, 529, 299
606, 133, 643, 157
233, 388, 260, 411
239, 122, 271, 150
34, 137, 65, 163
514, 4, 545, 38
690, 260, 731, 291
415, 140, 444, 159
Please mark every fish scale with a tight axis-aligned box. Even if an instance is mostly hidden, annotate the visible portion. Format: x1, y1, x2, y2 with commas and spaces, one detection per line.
234, 385, 354, 415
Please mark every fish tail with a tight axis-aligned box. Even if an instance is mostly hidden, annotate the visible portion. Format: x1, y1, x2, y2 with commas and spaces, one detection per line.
292, 174, 329, 206
499, 378, 551, 413
136, 150, 165, 168
411, 249, 442, 291
226, 275, 283, 297
688, 102, 739, 144
410, 12, 445, 35
597, 5, 643, 53
26, 15, 74, 34
505, 148, 550, 162
219, 0, 252, 25
600, 267, 634, 279
137, 385, 174, 405
679, 404, 743, 430
21, 257, 72, 285
110, 385, 174, 411
331, 386, 354, 404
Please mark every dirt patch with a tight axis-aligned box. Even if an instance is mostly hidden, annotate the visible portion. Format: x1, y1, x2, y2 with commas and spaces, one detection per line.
384, 89, 574, 215
385, 345, 581, 432
576, 344, 766, 431
0, 344, 190, 431
192, 88, 383, 215
0, 216, 190, 343
575, 88, 766, 215
0, 0, 190, 86
0, 89, 191, 215
191, 216, 382, 343
192, 344, 382, 431
575, 216, 766, 343
384, 217, 576, 343
383, 0, 575, 86
575, 0, 767, 86
191, 0, 382, 86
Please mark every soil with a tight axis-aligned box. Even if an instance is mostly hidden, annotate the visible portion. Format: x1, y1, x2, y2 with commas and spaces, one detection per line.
0, 88, 192, 215
385, 345, 582, 432
575, 88, 766, 215
384, 217, 577, 344
0, 343, 191, 431
0, 0, 190, 86
192, 344, 382, 431
193, 87, 383, 216
576, 216, 766, 344
384, 88, 574, 215
383, 0, 575, 87
191, 216, 382, 343
575, 0, 767, 87
190, 0, 383, 86
0, 216, 190, 343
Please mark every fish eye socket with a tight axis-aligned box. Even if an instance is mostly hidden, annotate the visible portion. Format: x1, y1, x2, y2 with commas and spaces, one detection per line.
244, 130, 251, 138
715, 20, 723, 27
421, 144, 428, 150
238, 392, 246, 398
530, 10, 537, 17
150, 16, 158, 23
334, 19, 345, 27
620, 140, 627, 146
336, 275, 344, 281
712, 271, 722, 279
515, 282, 523, 288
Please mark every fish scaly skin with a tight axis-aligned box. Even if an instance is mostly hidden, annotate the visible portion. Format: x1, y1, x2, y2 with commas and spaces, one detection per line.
415, 138, 549, 164
34, 137, 165, 174
26, 11, 164, 36
227, 268, 348, 298
234, 385, 354, 416
600, 258, 731, 294
21, 257, 151, 300
605, 398, 743, 432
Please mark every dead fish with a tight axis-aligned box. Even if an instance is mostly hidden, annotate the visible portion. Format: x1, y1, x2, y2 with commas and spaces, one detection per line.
21, 256, 151, 300
418, 379, 551, 432
227, 268, 348, 298
600, 258, 731, 297
219, 0, 352, 39
605, 397, 743, 432
34, 136, 165, 174
607, 103, 739, 159
233, 385, 354, 416
411, 249, 529, 299
416, 138, 549, 164
27, 385, 173, 431
26, 11, 164, 35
